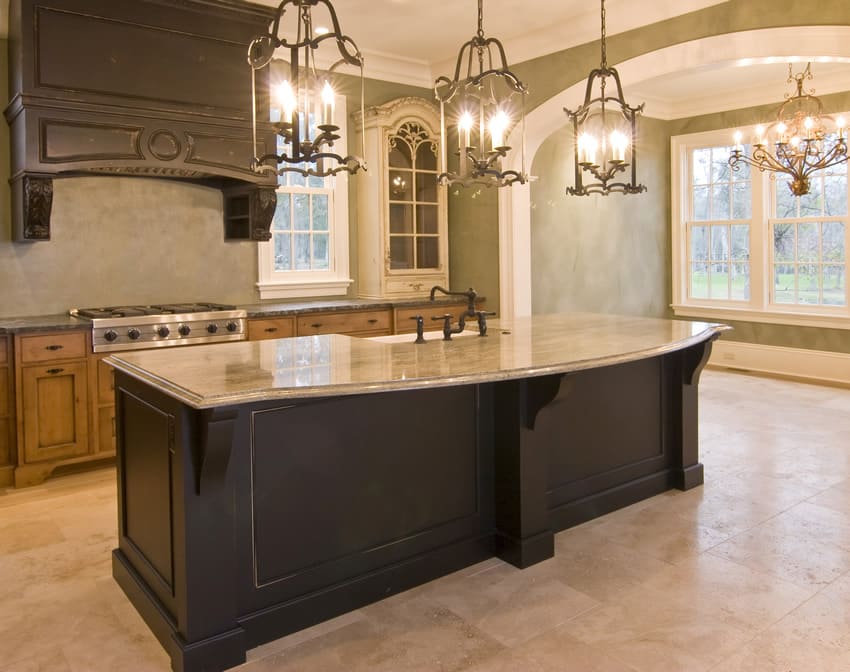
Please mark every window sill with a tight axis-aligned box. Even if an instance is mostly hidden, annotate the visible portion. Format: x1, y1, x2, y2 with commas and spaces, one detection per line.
257, 278, 354, 300
672, 303, 850, 331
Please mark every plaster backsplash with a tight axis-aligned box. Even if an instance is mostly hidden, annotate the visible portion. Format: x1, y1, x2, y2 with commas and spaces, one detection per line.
0, 176, 259, 317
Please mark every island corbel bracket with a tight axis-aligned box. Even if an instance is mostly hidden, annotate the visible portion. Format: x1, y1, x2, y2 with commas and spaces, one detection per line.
194, 407, 239, 496
523, 373, 574, 430
675, 334, 721, 491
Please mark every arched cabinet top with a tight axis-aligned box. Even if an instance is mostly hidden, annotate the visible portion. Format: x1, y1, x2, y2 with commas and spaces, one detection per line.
354, 96, 441, 136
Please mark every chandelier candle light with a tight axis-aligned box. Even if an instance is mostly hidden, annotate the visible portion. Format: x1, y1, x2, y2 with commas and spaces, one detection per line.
434, 0, 529, 188
729, 63, 848, 197
247, 0, 366, 177
565, 0, 645, 196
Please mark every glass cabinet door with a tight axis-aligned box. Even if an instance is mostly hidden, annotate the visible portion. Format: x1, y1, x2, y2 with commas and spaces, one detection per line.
388, 123, 440, 271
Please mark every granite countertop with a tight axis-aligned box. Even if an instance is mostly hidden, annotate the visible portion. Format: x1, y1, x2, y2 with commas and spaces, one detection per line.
240, 296, 477, 317
0, 314, 90, 334
105, 312, 730, 409
0, 297, 477, 333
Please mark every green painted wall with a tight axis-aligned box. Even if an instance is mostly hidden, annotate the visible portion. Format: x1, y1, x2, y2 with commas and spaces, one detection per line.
531, 118, 670, 317
512, 0, 850, 354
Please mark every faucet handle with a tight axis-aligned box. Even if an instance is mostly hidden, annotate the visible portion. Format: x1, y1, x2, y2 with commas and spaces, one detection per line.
409, 315, 426, 344
431, 314, 453, 341
474, 310, 496, 336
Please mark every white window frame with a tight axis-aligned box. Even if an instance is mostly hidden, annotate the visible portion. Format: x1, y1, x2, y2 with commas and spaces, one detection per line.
671, 127, 850, 330
256, 99, 353, 300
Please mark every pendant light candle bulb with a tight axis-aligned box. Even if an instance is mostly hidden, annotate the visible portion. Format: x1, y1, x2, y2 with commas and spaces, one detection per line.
733, 130, 742, 151
577, 133, 598, 165
320, 81, 335, 126
804, 116, 814, 139
610, 130, 628, 162
458, 112, 474, 152
755, 125, 765, 146
276, 81, 297, 122
488, 110, 510, 150
837, 116, 846, 139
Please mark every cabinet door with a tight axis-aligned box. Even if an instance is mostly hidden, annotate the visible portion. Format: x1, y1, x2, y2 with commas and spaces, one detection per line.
0, 367, 10, 467
21, 362, 89, 464
98, 405, 116, 454
97, 357, 115, 405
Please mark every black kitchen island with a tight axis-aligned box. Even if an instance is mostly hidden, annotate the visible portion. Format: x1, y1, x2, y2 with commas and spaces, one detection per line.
106, 312, 727, 672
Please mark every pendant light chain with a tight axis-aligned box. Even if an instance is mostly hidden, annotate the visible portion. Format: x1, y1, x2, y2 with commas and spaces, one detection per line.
477, 0, 484, 39
600, 0, 607, 70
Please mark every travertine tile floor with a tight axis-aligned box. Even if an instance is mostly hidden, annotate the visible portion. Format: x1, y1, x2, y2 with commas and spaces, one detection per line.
2, 369, 850, 672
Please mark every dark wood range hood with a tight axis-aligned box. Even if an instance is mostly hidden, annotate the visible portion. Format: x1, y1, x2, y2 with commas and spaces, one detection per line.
4, 0, 278, 242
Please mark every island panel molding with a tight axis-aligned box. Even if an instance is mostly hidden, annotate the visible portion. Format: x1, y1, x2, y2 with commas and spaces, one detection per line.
107, 312, 727, 672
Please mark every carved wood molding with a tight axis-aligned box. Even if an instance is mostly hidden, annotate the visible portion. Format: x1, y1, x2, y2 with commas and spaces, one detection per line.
22, 176, 53, 241
250, 187, 277, 241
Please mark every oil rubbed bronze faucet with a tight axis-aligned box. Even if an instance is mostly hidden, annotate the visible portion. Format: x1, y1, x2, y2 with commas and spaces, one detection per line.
429, 285, 478, 316
429, 286, 495, 339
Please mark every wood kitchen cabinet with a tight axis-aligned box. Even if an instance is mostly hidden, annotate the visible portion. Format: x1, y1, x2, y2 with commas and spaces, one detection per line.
94, 355, 116, 455
247, 317, 296, 341
295, 309, 392, 337
0, 336, 13, 487
355, 97, 448, 299
13, 330, 94, 488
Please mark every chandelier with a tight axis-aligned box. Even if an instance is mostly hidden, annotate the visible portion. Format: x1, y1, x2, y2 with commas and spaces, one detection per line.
434, 0, 529, 188
564, 0, 645, 196
247, 0, 366, 177
729, 63, 847, 197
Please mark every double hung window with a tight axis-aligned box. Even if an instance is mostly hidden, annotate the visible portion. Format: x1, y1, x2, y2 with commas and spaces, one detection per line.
672, 127, 849, 327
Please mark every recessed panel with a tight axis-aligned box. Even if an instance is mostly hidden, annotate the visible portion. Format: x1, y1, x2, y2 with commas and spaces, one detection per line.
251, 387, 478, 587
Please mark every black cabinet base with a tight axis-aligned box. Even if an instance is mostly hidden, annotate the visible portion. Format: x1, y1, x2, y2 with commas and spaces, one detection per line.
112, 338, 716, 672
115, 537, 493, 672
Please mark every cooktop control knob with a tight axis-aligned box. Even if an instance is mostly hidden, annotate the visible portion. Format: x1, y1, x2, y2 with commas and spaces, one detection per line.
225, 321, 238, 333
178, 324, 191, 337
156, 325, 170, 338
104, 329, 119, 342
127, 328, 141, 340
207, 323, 219, 334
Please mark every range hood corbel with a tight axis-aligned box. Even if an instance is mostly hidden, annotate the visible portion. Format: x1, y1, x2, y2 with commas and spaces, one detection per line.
5, 0, 279, 242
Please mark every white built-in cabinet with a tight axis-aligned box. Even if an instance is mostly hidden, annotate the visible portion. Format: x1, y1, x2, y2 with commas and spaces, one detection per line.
355, 97, 448, 299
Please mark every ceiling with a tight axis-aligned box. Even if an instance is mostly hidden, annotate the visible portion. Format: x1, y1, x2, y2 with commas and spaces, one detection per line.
245, 0, 850, 119
1, 0, 849, 120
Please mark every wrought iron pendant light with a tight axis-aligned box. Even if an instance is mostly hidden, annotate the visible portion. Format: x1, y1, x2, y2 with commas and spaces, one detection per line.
729, 63, 848, 197
247, 0, 366, 178
434, 0, 529, 188
565, 0, 645, 196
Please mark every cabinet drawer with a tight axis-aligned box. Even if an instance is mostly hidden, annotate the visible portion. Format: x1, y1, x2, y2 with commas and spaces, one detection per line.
0, 337, 7, 365
248, 317, 296, 341
296, 310, 392, 336
19, 331, 87, 363
394, 303, 468, 333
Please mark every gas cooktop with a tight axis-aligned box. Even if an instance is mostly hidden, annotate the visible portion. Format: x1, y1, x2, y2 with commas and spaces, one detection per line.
71, 303, 247, 352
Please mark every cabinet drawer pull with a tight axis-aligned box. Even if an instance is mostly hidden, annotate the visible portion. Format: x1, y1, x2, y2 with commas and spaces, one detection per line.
368, 319, 378, 324
46, 367, 64, 375
311, 323, 322, 329
45, 344, 64, 351
264, 327, 279, 333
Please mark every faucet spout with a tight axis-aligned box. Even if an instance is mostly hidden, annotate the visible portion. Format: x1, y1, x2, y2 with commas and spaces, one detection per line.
429, 285, 478, 316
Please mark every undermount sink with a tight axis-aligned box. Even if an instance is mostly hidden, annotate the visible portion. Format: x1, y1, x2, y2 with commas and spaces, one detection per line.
369, 329, 480, 344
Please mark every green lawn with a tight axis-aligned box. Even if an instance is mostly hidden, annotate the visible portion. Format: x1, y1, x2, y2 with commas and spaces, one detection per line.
691, 272, 845, 305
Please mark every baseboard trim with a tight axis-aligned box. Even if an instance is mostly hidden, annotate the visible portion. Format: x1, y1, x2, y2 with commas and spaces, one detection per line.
709, 340, 850, 386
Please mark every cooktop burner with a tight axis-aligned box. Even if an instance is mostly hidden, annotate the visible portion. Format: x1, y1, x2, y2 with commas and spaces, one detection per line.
70, 302, 247, 352
74, 303, 237, 319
